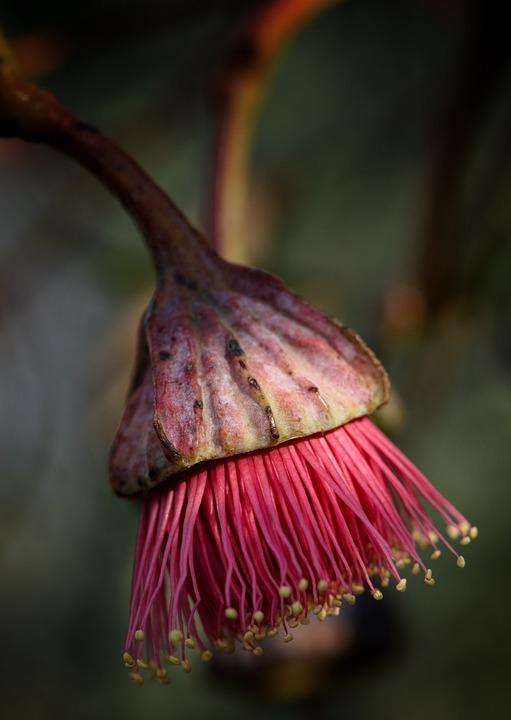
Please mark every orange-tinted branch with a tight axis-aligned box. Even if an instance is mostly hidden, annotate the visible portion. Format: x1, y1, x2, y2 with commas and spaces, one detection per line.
206, 0, 339, 261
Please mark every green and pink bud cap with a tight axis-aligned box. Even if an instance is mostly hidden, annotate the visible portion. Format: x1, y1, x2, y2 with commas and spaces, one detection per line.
110, 218, 475, 685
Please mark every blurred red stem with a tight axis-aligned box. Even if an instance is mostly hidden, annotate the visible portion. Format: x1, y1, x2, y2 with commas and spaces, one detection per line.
206, 0, 338, 260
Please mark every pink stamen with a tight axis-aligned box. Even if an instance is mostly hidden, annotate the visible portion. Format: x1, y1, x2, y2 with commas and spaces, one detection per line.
123, 417, 473, 671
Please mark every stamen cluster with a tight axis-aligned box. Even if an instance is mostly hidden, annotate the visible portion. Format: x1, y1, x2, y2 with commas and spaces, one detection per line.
122, 417, 475, 685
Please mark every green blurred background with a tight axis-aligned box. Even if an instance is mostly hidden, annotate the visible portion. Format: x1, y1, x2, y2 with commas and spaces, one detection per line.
1, 1, 510, 718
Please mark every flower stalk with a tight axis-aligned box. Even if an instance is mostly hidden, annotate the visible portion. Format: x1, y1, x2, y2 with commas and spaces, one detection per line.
0, 29, 207, 271
207, 0, 339, 260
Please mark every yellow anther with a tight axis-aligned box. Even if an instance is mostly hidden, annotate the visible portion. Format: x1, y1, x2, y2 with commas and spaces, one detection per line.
395, 559, 406, 570
352, 583, 365, 596
253, 646, 264, 656
267, 628, 279, 637
431, 550, 441, 560
167, 655, 181, 665
469, 526, 478, 540
460, 536, 471, 546
424, 569, 435, 586
312, 604, 322, 615
181, 659, 192, 673
396, 578, 407, 592
457, 555, 466, 569
288, 619, 298, 629
459, 520, 470, 534
122, 652, 135, 667
225, 607, 238, 620
255, 632, 266, 641
333, 598, 342, 608
242, 642, 252, 651
412, 563, 421, 576
201, 650, 213, 662
136, 658, 148, 669
299, 578, 309, 592
254, 610, 265, 623
372, 590, 383, 601
428, 532, 439, 544
185, 638, 196, 650
300, 617, 310, 625
343, 593, 356, 606
134, 629, 145, 642
156, 667, 167, 678
283, 633, 294, 643
381, 577, 390, 588
291, 601, 303, 615
159, 676, 171, 686
332, 606, 341, 616
279, 585, 291, 598
128, 671, 144, 685
447, 525, 460, 540
317, 608, 327, 622
244, 630, 254, 642
169, 629, 183, 646
317, 579, 329, 592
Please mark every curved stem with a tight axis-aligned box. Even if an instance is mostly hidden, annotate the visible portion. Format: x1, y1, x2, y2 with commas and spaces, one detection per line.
206, 0, 339, 261
0, 30, 208, 274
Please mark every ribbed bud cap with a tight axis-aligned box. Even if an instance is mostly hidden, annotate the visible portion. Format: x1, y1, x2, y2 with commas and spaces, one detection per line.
110, 249, 389, 496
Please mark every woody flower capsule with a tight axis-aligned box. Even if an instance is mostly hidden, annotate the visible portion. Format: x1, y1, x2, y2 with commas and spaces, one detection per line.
112, 247, 475, 684
0, 30, 475, 687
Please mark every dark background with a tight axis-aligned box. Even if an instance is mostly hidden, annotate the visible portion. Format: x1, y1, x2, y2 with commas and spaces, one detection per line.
1, 1, 510, 718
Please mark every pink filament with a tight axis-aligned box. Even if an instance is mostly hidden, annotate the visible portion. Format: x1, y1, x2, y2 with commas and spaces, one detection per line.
124, 417, 469, 667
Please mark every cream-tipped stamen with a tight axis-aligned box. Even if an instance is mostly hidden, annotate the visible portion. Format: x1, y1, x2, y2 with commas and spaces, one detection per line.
169, 629, 183, 646
123, 652, 135, 667
447, 524, 461, 540
129, 672, 144, 685
424, 568, 436, 586
291, 601, 303, 615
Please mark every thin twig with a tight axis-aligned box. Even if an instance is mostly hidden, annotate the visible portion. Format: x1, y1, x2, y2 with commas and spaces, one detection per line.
206, 0, 338, 261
